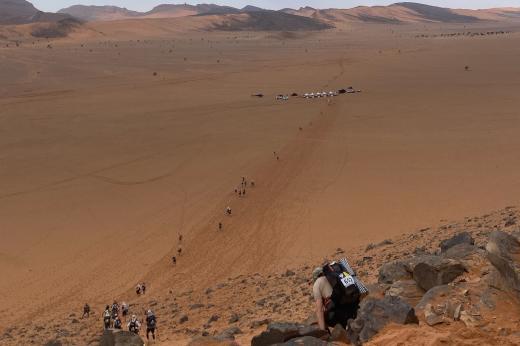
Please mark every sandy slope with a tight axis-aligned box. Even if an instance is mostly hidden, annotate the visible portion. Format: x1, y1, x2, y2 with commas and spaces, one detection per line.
1, 19, 520, 344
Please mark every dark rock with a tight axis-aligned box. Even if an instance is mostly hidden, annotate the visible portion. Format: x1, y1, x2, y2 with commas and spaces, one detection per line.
275, 336, 332, 345
412, 256, 466, 291
228, 313, 240, 324
179, 314, 189, 324
208, 314, 220, 323
365, 243, 376, 251
329, 324, 348, 343
205, 288, 214, 295
71, 318, 79, 324
347, 296, 418, 344
439, 232, 474, 252
251, 322, 328, 346
284, 270, 296, 277
442, 243, 478, 260
190, 304, 205, 310
485, 230, 520, 298
385, 280, 424, 307
378, 261, 410, 284
256, 298, 267, 306
379, 239, 393, 246
99, 329, 144, 346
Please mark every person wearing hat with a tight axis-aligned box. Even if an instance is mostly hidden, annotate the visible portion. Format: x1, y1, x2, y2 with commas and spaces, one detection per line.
312, 266, 331, 331
312, 264, 360, 331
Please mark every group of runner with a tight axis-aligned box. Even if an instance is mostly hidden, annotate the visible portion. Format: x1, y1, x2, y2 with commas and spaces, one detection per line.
83, 300, 157, 341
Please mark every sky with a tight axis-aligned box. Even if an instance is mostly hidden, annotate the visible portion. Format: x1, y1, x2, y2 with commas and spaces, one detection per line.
30, 1, 520, 12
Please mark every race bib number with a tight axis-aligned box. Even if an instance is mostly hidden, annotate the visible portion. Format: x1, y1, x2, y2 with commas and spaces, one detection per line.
339, 272, 355, 288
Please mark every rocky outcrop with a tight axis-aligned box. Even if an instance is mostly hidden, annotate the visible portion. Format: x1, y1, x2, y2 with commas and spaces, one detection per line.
486, 231, 520, 298
347, 296, 418, 344
251, 322, 328, 346
439, 232, 474, 252
378, 261, 410, 284
412, 255, 466, 291
99, 329, 144, 346
276, 336, 332, 345
385, 280, 424, 307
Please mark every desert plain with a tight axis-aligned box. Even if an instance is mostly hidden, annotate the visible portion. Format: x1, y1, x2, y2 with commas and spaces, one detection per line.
1, 10, 520, 345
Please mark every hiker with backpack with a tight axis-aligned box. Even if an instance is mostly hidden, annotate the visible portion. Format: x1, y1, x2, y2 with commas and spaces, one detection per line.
312, 260, 362, 331
111, 300, 119, 319
103, 305, 112, 329
146, 309, 157, 341
82, 303, 90, 318
136, 283, 142, 295
128, 315, 141, 334
121, 302, 129, 318
113, 314, 122, 329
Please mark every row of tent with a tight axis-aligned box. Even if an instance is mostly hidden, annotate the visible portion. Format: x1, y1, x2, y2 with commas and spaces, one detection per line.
252, 87, 360, 100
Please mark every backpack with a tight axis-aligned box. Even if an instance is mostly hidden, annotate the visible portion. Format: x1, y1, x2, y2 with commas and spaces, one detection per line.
147, 315, 156, 328
323, 262, 360, 306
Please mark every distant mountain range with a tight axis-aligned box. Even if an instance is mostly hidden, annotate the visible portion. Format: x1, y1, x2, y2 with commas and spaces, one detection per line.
2, 0, 520, 28
56, 1, 520, 24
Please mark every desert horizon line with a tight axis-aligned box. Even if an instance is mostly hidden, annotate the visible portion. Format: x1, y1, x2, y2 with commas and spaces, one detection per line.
31, 1, 520, 15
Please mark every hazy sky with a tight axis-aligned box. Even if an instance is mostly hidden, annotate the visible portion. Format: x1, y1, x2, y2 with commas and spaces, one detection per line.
31, 1, 520, 12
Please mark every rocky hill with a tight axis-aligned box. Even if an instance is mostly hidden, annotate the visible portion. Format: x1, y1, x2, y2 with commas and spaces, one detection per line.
209, 12, 333, 32
0, 0, 71, 25
1, 207, 519, 345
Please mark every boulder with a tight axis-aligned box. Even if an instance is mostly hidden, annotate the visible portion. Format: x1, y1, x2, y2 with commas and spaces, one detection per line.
485, 231, 520, 298
412, 256, 466, 291
378, 261, 410, 284
99, 329, 144, 346
416, 285, 457, 311
442, 243, 478, 260
347, 296, 418, 344
385, 280, 424, 307
251, 323, 328, 346
274, 336, 332, 345
440, 232, 474, 252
